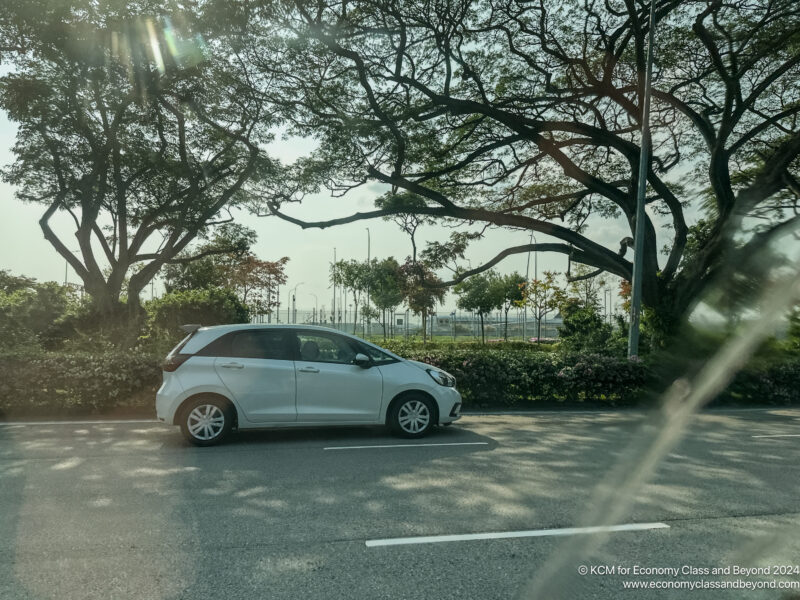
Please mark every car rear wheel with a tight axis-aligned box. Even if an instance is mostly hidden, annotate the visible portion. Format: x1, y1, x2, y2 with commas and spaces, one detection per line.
179, 397, 234, 446
389, 395, 435, 438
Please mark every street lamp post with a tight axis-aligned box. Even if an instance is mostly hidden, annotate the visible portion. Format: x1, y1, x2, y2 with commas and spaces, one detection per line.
365, 228, 371, 337
291, 282, 304, 324
309, 293, 318, 325
523, 232, 538, 342
332, 248, 336, 329
628, 0, 657, 359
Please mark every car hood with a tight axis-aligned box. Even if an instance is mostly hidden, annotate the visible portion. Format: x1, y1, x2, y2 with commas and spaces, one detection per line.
406, 359, 452, 377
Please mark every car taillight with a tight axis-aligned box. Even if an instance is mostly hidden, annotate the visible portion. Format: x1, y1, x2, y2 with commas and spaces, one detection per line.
162, 354, 191, 372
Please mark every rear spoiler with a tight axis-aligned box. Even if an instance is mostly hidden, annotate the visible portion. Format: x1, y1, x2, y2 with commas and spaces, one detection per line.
180, 324, 203, 334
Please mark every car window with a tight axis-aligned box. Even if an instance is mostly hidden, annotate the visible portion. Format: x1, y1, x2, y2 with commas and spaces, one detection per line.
295, 332, 357, 364
211, 330, 292, 360
357, 342, 397, 365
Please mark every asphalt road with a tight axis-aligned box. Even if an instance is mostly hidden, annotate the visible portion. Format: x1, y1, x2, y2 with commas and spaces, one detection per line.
1, 409, 800, 600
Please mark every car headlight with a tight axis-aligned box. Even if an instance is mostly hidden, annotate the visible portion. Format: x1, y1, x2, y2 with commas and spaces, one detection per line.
427, 368, 456, 387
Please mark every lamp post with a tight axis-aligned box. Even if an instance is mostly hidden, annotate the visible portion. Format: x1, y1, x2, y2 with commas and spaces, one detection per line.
365, 228, 371, 337
628, 0, 657, 359
332, 248, 336, 329
523, 232, 537, 342
309, 293, 318, 325
291, 282, 304, 324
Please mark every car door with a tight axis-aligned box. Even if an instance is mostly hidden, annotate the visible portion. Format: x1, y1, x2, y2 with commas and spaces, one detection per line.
212, 329, 296, 423
292, 330, 383, 422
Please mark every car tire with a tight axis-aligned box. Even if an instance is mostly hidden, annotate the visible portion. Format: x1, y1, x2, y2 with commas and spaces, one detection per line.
389, 394, 435, 438
179, 396, 234, 446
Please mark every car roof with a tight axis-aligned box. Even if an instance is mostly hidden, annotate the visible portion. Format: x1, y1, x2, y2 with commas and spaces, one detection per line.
181, 323, 403, 360
193, 323, 347, 335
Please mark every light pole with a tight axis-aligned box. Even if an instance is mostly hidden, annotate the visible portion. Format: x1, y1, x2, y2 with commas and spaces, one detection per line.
365, 228, 371, 337
628, 0, 657, 359
523, 232, 537, 341
332, 248, 336, 329
309, 293, 318, 325
291, 282, 304, 324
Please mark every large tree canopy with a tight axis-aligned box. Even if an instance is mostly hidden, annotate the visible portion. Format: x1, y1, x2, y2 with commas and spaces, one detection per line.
244, 0, 800, 338
0, 0, 274, 319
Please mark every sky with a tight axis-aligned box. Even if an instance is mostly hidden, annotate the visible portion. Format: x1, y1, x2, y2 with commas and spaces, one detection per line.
0, 109, 640, 316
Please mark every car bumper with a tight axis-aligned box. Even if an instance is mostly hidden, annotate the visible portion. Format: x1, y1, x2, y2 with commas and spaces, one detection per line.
155, 373, 184, 425
437, 387, 463, 424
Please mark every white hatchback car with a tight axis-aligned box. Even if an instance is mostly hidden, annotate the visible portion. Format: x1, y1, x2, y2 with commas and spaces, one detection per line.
156, 324, 462, 445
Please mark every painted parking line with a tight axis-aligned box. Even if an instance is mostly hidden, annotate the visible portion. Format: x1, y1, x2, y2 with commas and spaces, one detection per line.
365, 522, 670, 548
324, 442, 490, 451
0, 419, 159, 426
751, 434, 800, 438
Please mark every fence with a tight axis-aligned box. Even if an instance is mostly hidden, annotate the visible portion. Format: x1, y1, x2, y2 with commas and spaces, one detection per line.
250, 307, 621, 341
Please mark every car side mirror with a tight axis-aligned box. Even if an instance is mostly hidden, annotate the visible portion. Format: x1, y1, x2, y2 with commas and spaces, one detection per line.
353, 353, 371, 368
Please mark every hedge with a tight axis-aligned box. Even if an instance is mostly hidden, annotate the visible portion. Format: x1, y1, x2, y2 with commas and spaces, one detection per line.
0, 349, 798, 418
0, 352, 162, 418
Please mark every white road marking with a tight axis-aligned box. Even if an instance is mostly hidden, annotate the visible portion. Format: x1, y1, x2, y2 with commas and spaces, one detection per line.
324, 442, 489, 450
365, 522, 670, 548
751, 434, 800, 438
0, 419, 159, 426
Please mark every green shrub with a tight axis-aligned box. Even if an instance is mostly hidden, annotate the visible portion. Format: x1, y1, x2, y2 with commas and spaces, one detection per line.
1, 347, 798, 418
0, 352, 161, 417
390, 346, 651, 406
719, 359, 800, 405
144, 287, 249, 342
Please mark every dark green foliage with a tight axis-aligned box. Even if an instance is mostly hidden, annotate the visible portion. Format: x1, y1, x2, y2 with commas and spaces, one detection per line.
146, 288, 249, 334
398, 346, 651, 407
0, 352, 162, 417
720, 360, 800, 406
0, 271, 78, 350
557, 306, 614, 354
0, 345, 798, 417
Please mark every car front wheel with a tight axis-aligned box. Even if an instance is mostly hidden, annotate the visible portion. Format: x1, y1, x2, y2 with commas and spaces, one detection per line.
389, 395, 435, 438
179, 397, 234, 446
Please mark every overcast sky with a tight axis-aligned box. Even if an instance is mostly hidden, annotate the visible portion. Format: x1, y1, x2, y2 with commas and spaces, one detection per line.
0, 110, 638, 314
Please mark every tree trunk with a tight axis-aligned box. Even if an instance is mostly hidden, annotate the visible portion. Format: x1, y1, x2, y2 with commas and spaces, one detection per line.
480, 312, 485, 344
504, 307, 509, 340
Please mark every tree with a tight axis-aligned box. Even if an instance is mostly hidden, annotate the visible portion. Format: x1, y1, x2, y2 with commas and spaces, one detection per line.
146, 287, 249, 335
454, 271, 504, 344
331, 259, 371, 334
224, 255, 289, 321
0, 270, 77, 350
524, 271, 566, 343
0, 1, 272, 326
399, 259, 446, 343
558, 305, 614, 355
161, 225, 256, 292
250, 0, 800, 344
368, 257, 405, 339
568, 265, 608, 312
498, 272, 526, 341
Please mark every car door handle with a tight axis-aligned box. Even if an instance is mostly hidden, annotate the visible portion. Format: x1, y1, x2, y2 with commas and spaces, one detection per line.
220, 362, 244, 369
298, 366, 320, 373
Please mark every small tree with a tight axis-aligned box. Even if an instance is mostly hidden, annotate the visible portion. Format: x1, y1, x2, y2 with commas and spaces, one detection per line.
331, 259, 371, 334
524, 271, 566, 343
224, 255, 289, 321
454, 271, 504, 344
369, 257, 405, 339
399, 260, 445, 343
498, 272, 526, 341
146, 288, 249, 335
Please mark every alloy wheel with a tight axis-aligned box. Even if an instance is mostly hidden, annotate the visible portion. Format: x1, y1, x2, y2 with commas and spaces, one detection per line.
398, 400, 431, 434
187, 404, 226, 441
